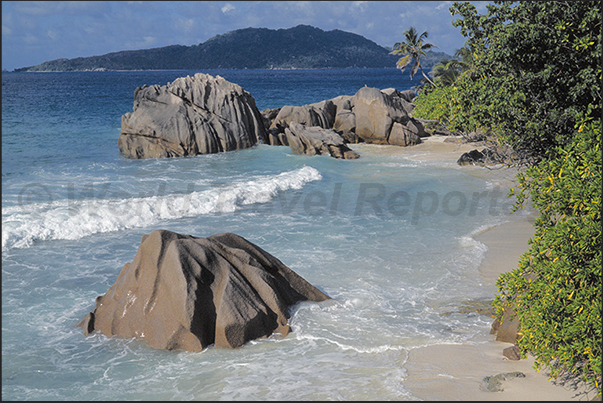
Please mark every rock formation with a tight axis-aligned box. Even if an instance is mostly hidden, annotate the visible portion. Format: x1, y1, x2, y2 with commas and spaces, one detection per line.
264, 86, 428, 148
502, 345, 522, 361
457, 148, 501, 166
490, 300, 521, 343
352, 86, 425, 146
480, 372, 526, 392
285, 122, 360, 159
118, 73, 267, 159
116, 71, 430, 160
330, 95, 358, 143
269, 100, 336, 133
78, 230, 330, 352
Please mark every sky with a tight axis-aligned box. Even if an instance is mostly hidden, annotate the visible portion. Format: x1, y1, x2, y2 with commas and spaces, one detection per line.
2, 1, 490, 71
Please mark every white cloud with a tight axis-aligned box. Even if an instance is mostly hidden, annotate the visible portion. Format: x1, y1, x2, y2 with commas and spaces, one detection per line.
2, 1, 475, 71
13, 1, 56, 16
294, 1, 311, 10
221, 3, 235, 13
2, 12, 14, 36
46, 29, 58, 40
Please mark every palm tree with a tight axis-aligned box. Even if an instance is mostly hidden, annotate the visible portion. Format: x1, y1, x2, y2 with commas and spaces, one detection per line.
453, 45, 473, 67
430, 59, 461, 87
452, 44, 476, 79
390, 27, 436, 86
424, 44, 476, 88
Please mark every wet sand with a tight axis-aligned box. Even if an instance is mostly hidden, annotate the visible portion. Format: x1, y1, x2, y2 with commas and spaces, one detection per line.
394, 136, 599, 401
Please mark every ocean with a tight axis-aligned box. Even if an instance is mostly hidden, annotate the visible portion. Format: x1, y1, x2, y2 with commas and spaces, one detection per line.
2, 68, 527, 400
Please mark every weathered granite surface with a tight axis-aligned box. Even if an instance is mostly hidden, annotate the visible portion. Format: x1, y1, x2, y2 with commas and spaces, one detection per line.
78, 230, 330, 352
270, 100, 336, 133
265, 86, 428, 148
353, 86, 424, 146
118, 73, 267, 159
117, 73, 432, 161
285, 122, 360, 159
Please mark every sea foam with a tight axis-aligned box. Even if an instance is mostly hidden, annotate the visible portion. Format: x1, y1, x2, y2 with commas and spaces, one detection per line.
1, 166, 322, 251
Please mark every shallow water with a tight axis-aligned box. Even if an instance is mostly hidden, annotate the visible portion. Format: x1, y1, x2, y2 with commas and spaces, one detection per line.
2, 69, 527, 400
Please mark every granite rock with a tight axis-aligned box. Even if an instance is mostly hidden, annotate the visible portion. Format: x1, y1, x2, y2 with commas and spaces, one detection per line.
118, 73, 267, 159
285, 122, 360, 159
78, 230, 330, 352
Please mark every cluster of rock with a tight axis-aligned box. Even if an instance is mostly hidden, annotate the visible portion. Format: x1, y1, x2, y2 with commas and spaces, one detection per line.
262, 86, 428, 149
117, 73, 431, 160
78, 230, 330, 352
100, 74, 531, 354
489, 274, 538, 361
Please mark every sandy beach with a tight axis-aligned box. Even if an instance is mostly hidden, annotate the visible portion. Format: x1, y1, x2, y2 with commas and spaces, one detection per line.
391, 136, 600, 401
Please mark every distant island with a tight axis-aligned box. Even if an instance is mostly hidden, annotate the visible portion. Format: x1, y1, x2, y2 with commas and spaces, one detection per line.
14, 24, 451, 72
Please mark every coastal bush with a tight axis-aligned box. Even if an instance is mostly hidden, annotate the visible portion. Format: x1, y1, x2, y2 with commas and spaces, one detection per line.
411, 1, 602, 396
414, 1, 601, 164
495, 121, 601, 393
413, 73, 504, 138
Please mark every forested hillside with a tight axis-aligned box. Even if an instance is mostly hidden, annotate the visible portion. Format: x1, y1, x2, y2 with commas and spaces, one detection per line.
15, 24, 450, 72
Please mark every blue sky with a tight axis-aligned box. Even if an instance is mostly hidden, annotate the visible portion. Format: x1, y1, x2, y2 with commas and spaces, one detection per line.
2, 1, 489, 71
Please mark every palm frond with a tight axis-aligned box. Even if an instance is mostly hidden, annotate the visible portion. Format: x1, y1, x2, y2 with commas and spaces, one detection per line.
454, 45, 473, 64
393, 26, 437, 86
404, 27, 419, 45
390, 42, 410, 55
396, 54, 412, 69
446, 59, 470, 71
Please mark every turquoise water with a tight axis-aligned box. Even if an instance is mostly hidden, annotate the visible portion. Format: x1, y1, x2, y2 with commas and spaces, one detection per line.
2, 69, 526, 400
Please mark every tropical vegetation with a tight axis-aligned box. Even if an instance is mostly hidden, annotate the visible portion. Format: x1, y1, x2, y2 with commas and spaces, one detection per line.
409, 1, 602, 396
390, 26, 437, 86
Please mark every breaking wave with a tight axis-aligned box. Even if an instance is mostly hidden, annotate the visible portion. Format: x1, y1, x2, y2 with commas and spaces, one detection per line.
2, 166, 322, 251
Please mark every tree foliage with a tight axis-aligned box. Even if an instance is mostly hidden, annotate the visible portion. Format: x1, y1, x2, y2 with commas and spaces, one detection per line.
414, 1, 601, 163
452, 0, 601, 162
419, 46, 475, 89
16, 25, 411, 71
412, 1, 602, 395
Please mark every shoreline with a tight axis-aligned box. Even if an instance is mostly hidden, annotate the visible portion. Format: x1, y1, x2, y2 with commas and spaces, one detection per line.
382, 136, 599, 401
7, 66, 401, 73
403, 218, 598, 401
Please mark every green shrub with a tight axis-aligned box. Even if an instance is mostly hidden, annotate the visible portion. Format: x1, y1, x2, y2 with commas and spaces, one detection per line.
448, 1, 601, 163
412, 1, 602, 395
495, 121, 602, 394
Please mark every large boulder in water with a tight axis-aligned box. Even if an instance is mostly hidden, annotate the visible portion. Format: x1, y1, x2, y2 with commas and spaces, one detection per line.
118, 73, 267, 159
78, 230, 330, 352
